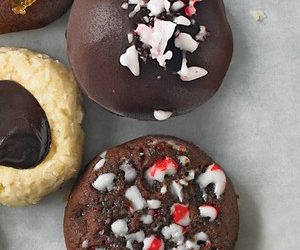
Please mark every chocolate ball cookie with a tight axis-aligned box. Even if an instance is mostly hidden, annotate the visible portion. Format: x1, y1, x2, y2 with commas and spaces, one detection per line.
0, 0, 73, 34
0, 47, 84, 206
67, 0, 233, 120
64, 136, 239, 249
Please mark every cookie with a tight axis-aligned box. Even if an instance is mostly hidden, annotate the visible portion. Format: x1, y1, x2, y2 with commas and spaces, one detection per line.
0, 0, 73, 34
64, 136, 239, 249
0, 47, 84, 206
67, 0, 233, 120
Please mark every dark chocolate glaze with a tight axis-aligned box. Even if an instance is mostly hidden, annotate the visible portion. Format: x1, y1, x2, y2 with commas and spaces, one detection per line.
0, 80, 51, 169
67, 0, 233, 120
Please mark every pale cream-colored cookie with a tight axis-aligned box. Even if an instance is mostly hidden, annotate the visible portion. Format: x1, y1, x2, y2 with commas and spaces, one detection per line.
0, 47, 84, 206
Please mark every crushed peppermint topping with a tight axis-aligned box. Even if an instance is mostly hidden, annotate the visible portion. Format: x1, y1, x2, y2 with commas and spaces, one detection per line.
199, 204, 219, 222
143, 235, 164, 250
125, 185, 147, 211
147, 199, 162, 209
147, 157, 179, 182
162, 223, 184, 245
120, 160, 137, 182
126, 231, 146, 249
171, 181, 184, 202
197, 163, 227, 199
120, 0, 209, 81
171, 203, 191, 226
111, 219, 128, 236
141, 214, 154, 224
92, 173, 116, 191
94, 158, 106, 171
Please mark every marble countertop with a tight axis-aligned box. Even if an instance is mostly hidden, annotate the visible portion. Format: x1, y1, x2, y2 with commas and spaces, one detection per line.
1, 0, 299, 249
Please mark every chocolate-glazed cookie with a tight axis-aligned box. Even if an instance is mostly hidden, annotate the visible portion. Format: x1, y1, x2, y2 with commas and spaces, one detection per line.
0, 0, 73, 34
64, 136, 239, 250
0, 80, 51, 169
67, 0, 233, 120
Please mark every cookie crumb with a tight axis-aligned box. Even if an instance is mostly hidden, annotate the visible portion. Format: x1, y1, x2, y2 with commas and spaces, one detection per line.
250, 10, 267, 22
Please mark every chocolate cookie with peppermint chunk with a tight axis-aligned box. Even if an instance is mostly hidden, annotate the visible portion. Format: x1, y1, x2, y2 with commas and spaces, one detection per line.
64, 136, 239, 250
67, 0, 233, 121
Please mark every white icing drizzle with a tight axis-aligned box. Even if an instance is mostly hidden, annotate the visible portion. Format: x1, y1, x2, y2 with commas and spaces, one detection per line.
199, 205, 218, 222
147, 0, 170, 16
120, 160, 137, 182
174, 16, 191, 26
120, 45, 140, 76
92, 173, 116, 191
81, 239, 89, 248
128, 33, 134, 43
94, 158, 106, 171
126, 231, 145, 249
111, 219, 128, 237
177, 52, 208, 82
136, 20, 176, 67
120, 0, 209, 81
125, 185, 146, 211
153, 110, 173, 121
197, 164, 226, 199
171, 181, 183, 202
162, 223, 184, 245
143, 235, 164, 250
140, 214, 153, 224
147, 199, 162, 209
195, 25, 209, 41
175, 33, 199, 53
171, 1, 185, 11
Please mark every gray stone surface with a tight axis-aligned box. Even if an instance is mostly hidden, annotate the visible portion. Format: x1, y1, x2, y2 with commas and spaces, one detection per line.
1, 0, 300, 249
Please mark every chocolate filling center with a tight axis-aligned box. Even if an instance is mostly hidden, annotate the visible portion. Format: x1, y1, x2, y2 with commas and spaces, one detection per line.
0, 80, 51, 169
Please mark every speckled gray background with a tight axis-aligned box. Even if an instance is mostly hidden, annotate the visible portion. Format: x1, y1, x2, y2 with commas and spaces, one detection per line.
1, 0, 300, 249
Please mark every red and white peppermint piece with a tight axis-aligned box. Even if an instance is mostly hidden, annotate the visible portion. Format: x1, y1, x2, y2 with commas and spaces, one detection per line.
147, 157, 179, 182
199, 205, 219, 222
197, 163, 226, 199
185, 0, 203, 16
171, 203, 191, 226
143, 235, 164, 250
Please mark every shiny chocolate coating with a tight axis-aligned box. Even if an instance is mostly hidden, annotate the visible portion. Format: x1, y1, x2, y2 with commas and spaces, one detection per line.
0, 80, 51, 169
67, 0, 233, 120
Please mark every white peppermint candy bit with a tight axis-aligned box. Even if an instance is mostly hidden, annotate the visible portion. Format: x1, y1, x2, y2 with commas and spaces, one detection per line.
162, 223, 184, 245
197, 164, 226, 199
177, 155, 190, 166
171, 203, 191, 226
185, 232, 210, 249
175, 33, 199, 53
94, 158, 106, 171
174, 16, 191, 26
171, 1, 185, 11
153, 110, 173, 121
111, 219, 128, 237
195, 25, 209, 42
185, 170, 195, 181
147, 157, 178, 182
100, 151, 107, 159
136, 20, 176, 67
177, 52, 208, 82
121, 2, 129, 9
147, 199, 161, 209
92, 173, 116, 191
171, 181, 183, 202
120, 45, 140, 76
199, 205, 218, 222
82, 240, 89, 248
128, 33, 134, 43
140, 214, 153, 224
126, 231, 145, 249
143, 235, 164, 250
160, 185, 167, 194
120, 160, 137, 182
125, 185, 146, 211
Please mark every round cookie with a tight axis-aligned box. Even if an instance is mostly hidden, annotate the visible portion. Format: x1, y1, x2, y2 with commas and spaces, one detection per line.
64, 136, 239, 250
0, 0, 73, 34
67, 0, 233, 120
0, 47, 84, 206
